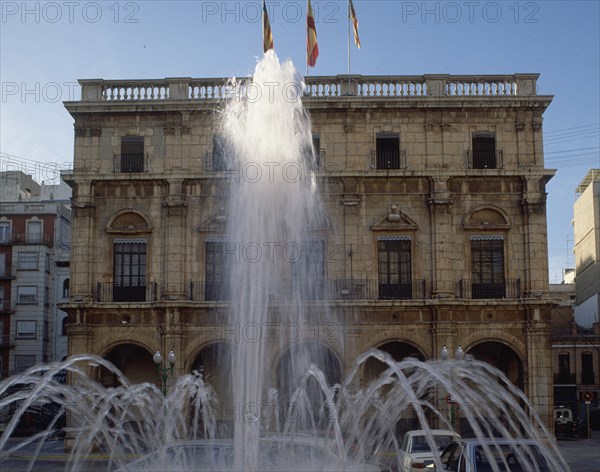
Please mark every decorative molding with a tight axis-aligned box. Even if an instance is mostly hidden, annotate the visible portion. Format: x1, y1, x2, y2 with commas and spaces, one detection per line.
427, 197, 454, 214
521, 199, 546, 214
344, 122, 355, 133
515, 122, 526, 131
90, 127, 102, 137
181, 126, 191, 135
163, 126, 176, 135
74, 127, 87, 137
371, 205, 418, 231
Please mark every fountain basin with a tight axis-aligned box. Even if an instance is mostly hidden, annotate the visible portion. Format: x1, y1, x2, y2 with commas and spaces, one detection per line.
114, 435, 390, 472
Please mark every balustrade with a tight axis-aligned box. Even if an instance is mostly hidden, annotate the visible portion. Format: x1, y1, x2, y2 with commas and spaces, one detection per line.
77, 74, 538, 102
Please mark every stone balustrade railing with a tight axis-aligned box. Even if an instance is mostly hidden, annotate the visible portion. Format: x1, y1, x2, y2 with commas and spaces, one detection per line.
78, 73, 539, 102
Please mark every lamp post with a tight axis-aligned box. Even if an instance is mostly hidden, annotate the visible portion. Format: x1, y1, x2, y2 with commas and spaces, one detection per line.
153, 349, 176, 395
441, 345, 464, 433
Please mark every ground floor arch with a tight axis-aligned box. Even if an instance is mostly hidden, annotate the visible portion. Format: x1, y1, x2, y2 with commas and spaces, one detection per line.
363, 340, 427, 385
99, 343, 159, 387
275, 342, 342, 428
467, 341, 524, 390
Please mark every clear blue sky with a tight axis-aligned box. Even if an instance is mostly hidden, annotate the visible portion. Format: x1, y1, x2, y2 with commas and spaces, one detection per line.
1, 0, 599, 282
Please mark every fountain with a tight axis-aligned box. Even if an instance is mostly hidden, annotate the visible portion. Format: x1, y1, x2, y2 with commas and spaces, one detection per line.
0, 52, 570, 471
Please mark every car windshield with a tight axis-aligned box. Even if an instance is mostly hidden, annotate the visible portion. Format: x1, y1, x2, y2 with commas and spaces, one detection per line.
474, 444, 550, 472
411, 435, 456, 453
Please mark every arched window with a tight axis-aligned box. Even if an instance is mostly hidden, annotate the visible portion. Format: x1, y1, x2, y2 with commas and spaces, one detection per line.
61, 315, 68, 336
62, 278, 70, 299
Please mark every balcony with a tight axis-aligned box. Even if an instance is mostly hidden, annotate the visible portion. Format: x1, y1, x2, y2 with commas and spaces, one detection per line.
0, 266, 16, 279
467, 150, 503, 169
459, 278, 521, 299
12, 233, 52, 246
0, 300, 15, 313
371, 149, 407, 170
0, 334, 13, 347
189, 279, 427, 302
113, 153, 148, 173
554, 373, 576, 385
96, 282, 158, 303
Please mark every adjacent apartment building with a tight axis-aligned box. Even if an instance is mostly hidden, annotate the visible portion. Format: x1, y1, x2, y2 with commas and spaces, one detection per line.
0, 171, 71, 379
61, 73, 556, 426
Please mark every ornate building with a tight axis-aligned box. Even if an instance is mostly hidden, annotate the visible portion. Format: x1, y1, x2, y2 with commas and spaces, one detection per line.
61, 73, 555, 428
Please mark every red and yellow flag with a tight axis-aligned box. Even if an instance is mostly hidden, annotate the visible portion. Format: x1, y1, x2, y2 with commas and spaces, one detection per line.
263, 0, 274, 53
306, 0, 319, 67
349, 0, 361, 49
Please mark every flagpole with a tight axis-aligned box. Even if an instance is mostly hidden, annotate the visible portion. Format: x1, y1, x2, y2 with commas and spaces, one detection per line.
347, 0, 351, 93
306, 0, 309, 77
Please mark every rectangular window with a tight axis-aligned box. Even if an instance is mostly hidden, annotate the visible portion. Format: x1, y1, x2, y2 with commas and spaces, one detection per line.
376, 133, 401, 169
18, 252, 38, 270
0, 252, 6, 276
472, 132, 497, 169
15, 355, 36, 373
582, 352, 595, 385
113, 239, 147, 302
378, 238, 412, 299
211, 135, 234, 171
0, 286, 4, 309
0, 222, 10, 243
310, 134, 321, 169
26, 220, 42, 244
204, 240, 233, 301
16, 320, 37, 339
120, 136, 145, 173
17, 286, 37, 304
471, 237, 505, 298
558, 353, 572, 384
291, 240, 325, 299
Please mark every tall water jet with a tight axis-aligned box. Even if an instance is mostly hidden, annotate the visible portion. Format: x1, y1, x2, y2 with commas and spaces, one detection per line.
219, 50, 325, 471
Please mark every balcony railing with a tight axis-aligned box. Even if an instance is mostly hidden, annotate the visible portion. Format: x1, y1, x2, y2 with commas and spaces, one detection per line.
459, 278, 521, 299
371, 149, 407, 170
189, 279, 426, 301
0, 300, 15, 313
0, 334, 13, 347
467, 150, 503, 169
554, 373, 576, 385
78, 74, 540, 103
2, 233, 52, 246
0, 266, 16, 279
113, 153, 148, 173
96, 282, 158, 303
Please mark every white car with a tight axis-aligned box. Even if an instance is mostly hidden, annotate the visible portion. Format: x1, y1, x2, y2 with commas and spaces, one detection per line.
397, 429, 460, 471
438, 438, 564, 471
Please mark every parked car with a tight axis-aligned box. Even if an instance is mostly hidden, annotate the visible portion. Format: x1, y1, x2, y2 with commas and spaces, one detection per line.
396, 429, 460, 471
438, 438, 561, 471
115, 435, 391, 472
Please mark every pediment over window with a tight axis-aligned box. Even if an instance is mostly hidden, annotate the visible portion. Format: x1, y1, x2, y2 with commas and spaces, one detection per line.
370, 204, 418, 231
106, 210, 152, 233
464, 207, 510, 230
198, 208, 228, 233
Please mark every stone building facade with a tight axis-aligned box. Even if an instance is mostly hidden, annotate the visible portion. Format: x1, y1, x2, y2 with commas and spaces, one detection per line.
61, 73, 555, 428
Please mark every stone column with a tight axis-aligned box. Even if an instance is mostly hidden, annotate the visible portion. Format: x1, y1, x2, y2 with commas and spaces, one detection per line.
162, 189, 188, 299
525, 316, 554, 430
428, 180, 455, 298
521, 176, 550, 297
71, 195, 96, 302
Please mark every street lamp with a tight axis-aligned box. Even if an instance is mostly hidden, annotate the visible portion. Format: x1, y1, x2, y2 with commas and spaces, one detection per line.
441, 345, 465, 433
153, 349, 176, 395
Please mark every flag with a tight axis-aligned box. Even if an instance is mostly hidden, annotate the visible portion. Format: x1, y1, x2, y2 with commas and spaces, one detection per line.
349, 0, 361, 49
263, 0, 274, 52
306, 0, 319, 67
